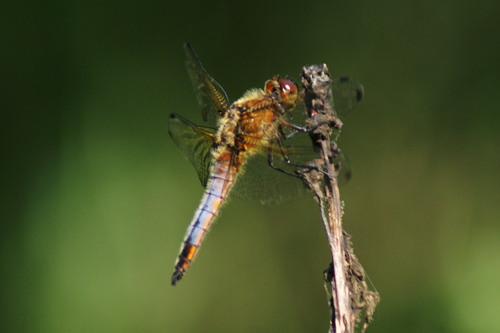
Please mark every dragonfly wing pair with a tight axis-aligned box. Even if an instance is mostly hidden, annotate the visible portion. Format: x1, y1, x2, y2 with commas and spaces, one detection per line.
169, 113, 348, 204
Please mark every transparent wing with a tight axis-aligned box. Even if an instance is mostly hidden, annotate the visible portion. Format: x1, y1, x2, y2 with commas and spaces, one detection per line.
168, 113, 216, 187
169, 113, 351, 204
231, 145, 316, 205
184, 42, 230, 126
231, 139, 352, 205
331, 76, 364, 118
332, 149, 352, 186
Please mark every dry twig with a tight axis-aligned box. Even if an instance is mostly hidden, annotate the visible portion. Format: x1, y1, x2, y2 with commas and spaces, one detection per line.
300, 65, 379, 333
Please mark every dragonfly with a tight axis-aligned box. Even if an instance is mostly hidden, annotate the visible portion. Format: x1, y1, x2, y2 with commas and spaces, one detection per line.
168, 42, 363, 285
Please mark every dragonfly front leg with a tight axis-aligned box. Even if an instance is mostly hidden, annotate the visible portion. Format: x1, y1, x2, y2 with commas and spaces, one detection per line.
280, 117, 342, 140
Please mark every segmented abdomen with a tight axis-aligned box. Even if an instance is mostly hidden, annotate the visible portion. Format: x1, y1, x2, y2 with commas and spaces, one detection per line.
171, 149, 239, 285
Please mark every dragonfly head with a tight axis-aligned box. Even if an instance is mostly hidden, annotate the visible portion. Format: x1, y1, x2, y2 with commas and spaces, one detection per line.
265, 76, 299, 111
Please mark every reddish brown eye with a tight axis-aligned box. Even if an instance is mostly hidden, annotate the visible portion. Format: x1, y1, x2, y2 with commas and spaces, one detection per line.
279, 78, 298, 94
278, 78, 298, 109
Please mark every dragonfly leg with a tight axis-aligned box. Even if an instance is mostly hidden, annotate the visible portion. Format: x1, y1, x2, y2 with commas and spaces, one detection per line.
267, 150, 301, 178
267, 134, 331, 177
280, 118, 342, 140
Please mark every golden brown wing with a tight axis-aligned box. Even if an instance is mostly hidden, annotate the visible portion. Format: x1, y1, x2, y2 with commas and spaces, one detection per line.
168, 113, 216, 187
184, 42, 230, 126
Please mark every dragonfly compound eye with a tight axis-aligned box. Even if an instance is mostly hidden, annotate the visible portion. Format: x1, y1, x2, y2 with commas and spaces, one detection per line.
278, 77, 298, 109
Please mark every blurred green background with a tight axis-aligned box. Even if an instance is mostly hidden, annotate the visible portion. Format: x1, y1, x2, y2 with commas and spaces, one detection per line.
2, 0, 499, 332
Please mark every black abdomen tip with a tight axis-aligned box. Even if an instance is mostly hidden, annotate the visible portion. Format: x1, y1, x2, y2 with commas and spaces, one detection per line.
171, 268, 184, 286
